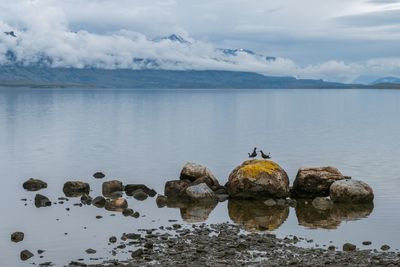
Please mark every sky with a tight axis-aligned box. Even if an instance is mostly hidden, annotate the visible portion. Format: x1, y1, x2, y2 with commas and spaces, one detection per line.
0, 0, 400, 83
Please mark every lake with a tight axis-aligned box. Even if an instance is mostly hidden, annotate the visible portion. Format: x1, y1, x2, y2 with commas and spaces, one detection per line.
0, 88, 400, 266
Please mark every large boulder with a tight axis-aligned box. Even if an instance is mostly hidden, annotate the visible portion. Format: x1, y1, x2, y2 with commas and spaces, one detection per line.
180, 162, 220, 189
226, 160, 289, 199
102, 180, 123, 197
291, 167, 348, 198
164, 180, 191, 198
23, 178, 48, 191
63, 181, 90, 197
330, 180, 374, 203
185, 183, 216, 201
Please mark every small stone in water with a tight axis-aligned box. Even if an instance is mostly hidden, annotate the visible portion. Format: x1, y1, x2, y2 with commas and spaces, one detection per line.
85, 248, 96, 254
20, 250, 34, 261
11, 232, 24, 243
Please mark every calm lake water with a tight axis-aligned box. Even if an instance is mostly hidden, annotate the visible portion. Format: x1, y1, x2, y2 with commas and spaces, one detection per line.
0, 88, 400, 266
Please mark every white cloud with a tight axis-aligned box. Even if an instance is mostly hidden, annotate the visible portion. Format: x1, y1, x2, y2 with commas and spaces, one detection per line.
0, 0, 400, 83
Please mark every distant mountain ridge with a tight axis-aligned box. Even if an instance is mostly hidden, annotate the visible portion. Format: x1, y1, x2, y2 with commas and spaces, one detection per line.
371, 77, 400, 85
0, 65, 372, 89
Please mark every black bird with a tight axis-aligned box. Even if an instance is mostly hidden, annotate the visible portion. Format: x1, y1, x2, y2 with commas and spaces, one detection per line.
260, 150, 271, 159
248, 147, 257, 159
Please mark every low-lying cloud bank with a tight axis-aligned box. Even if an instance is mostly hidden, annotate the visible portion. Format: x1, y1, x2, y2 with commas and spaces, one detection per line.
0, 21, 399, 84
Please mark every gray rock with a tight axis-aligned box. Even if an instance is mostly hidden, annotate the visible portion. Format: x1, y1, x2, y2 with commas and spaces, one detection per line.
23, 178, 47, 191
93, 172, 105, 179
80, 194, 92, 205
11, 232, 24, 242
381, 245, 390, 251
312, 197, 333, 210
20, 249, 34, 261
132, 189, 148, 201
122, 208, 134, 216
85, 248, 96, 254
180, 162, 220, 189
63, 181, 90, 197
35, 194, 51, 207
343, 243, 356, 251
292, 167, 348, 198
92, 196, 106, 208
185, 183, 216, 200
102, 180, 123, 197
330, 180, 374, 203
227, 160, 290, 199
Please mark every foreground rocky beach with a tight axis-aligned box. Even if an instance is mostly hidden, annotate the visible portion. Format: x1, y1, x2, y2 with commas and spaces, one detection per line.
75, 223, 399, 267
15, 159, 389, 266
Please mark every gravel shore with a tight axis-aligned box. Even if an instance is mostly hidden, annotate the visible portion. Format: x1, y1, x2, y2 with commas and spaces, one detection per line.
65, 223, 400, 267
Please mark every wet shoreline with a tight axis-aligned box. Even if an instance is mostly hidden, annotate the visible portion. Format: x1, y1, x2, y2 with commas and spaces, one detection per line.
66, 223, 400, 267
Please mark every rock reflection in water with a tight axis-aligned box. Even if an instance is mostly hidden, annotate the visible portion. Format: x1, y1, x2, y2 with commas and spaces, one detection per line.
166, 199, 218, 223
228, 199, 289, 231
296, 200, 374, 229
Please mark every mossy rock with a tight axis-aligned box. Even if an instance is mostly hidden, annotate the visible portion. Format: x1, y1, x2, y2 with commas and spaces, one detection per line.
227, 160, 289, 199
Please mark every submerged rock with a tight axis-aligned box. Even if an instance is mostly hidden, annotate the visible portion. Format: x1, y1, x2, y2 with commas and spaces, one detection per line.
11, 232, 24, 243
35, 194, 51, 207
330, 179, 374, 203
185, 183, 216, 200
180, 162, 220, 189
227, 160, 290, 199
93, 172, 105, 179
63, 181, 90, 197
125, 184, 157, 197
23, 178, 48, 191
122, 208, 134, 216
291, 167, 348, 198
20, 249, 34, 261
104, 197, 128, 212
102, 180, 123, 197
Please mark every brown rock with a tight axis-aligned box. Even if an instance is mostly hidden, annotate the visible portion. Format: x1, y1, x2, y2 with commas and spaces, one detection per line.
23, 178, 47, 191
292, 167, 348, 198
125, 184, 157, 197
11, 232, 24, 242
63, 181, 90, 197
164, 180, 191, 198
180, 162, 220, 188
102, 180, 123, 197
104, 197, 128, 212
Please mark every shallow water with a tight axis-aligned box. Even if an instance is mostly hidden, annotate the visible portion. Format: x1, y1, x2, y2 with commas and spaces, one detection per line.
0, 88, 400, 266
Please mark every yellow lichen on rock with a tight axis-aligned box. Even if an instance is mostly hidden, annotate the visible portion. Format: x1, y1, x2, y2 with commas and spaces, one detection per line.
239, 160, 281, 179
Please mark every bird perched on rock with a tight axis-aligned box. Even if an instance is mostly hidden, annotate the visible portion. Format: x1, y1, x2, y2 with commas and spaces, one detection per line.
260, 150, 271, 159
248, 147, 257, 159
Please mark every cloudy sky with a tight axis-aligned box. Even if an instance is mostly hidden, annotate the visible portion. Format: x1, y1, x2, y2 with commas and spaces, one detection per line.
1, 0, 400, 83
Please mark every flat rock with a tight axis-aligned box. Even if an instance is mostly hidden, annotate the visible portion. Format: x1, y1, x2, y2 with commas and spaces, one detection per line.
125, 184, 156, 197
23, 178, 47, 191
93, 172, 105, 179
